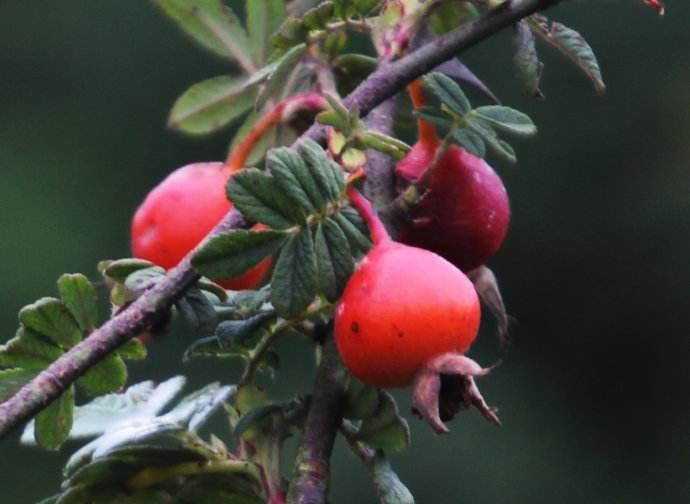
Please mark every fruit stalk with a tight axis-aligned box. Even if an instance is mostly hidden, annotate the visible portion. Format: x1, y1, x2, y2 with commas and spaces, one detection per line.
345, 185, 390, 246
225, 93, 326, 174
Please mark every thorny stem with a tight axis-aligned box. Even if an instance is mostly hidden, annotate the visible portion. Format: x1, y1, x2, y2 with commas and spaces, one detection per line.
0, 0, 562, 474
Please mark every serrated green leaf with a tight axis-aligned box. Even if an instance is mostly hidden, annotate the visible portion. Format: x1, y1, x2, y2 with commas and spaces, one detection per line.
193, 229, 287, 280
467, 120, 518, 163
530, 16, 605, 95
299, 139, 344, 201
117, 339, 147, 361
413, 107, 453, 131
255, 43, 307, 109
176, 288, 218, 333
453, 128, 486, 158
19, 297, 82, 349
270, 147, 327, 213
35, 385, 74, 450
513, 20, 544, 98
58, 273, 99, 333
227, 168, 303, 228
101, 259, 155, 284
271, 230, 318, 318
269, 149, 316, 214
168, 75, 256, 135
472, 106, 537, 137
371, 453, 415, 504
153, 0, 253, 70
356, 391, 410, 452
246, 0, 287, 65
79, 353, 127, 396
314, 218, 353, 301
228, 110, 278, 167
0, 327, 63, 370
0, 367, 36, 402
335, 206, 372, 254
334, 53, 378, 82
424, 72, 471, 116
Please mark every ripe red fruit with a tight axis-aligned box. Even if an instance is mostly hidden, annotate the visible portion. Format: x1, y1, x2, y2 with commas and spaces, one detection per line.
131, 162, 270, 290
397, 144, 510, 272
335, 187, 480, 388
130, 93, 325, 290
395, 81, 510, 272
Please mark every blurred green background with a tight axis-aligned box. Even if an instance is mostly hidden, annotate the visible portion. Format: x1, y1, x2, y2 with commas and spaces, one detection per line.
1, 1, 688, 502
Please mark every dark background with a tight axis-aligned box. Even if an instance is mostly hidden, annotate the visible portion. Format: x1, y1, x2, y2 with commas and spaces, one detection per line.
1, 1, 688, 502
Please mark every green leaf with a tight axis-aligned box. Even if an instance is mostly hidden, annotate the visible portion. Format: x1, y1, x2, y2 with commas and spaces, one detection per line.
270, 230, 318, 318
168, 75, 256, 135
370, 453, 415, 504
117, 339, 147, 361
255, 44, 307, 109
246, 0, 287, 65
513, 20, 544, 98
0, 367, 36, 402
193, 229, 288, 280
471, 106, 537, 137
334, 206, 372, 255
530, 16, 605, 95
234, 403, 283, 438
270, 147, 327, 213
227, 168, 303, 228
356, 391, 410, 452
19, 297, 82, 349
100, 259, 154, 284
424, 72, 471, 116
299, 139, 345, 201
58, 273, 99, 333
344, 378, 381, 420
413, 107, 453, 131
467, 120, 517, 163
314, 218, 354, 301
153, 0, 253, 69
228, 111, 278, 167
453, 128, 486, 158
124, 267, 167, 295
176, 288, 218, 333
35, 385, 74, 450
78, 353, 127, 396
0, 327, 63, 370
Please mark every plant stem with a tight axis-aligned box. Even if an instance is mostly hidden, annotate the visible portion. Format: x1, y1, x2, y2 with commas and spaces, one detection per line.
225, 92, 326, 174
286, 337, 347, 504
0, 0, 562, 440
